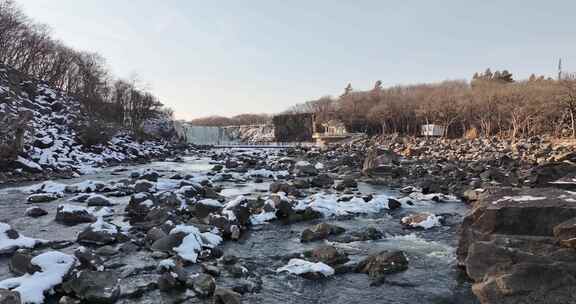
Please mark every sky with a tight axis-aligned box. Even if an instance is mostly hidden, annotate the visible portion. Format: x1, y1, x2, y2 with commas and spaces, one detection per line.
16, 0, 576, 120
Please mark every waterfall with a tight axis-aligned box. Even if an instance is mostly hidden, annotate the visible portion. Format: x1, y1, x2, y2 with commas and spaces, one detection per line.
184, 126, 238, 145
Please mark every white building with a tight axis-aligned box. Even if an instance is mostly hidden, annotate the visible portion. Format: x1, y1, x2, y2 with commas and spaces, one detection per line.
421, 124, 445, 137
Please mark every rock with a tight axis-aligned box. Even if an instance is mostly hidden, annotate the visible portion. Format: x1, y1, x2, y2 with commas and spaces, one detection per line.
294, 161, 318, 176
401, 213, 442, 229
292, 179, 310, 189
86, 194, 114, 207
55, 205, 96, 225
301, 223, 346, 242
140, 170, 160, 182
387, 198, 402, 210
190, 273, 216, 297
462, 188, 485, 202
458, 187, 576, 304
334, 177, 357, 190
63, 270, 121, 304
74, 247, 104, 271
269, 182, 298, 196
554, 218, 576, 248
25, 207, 48, 218
151, 232, 185, 253
362, 149, 401, 176
201, 263, 221, 277
0, 289, 21, 304
310, 174, 334, 188
214, 288, 242, 304
356, 250, 409, 280
77, 221, 119, 246
95, 246, 118, 257
305, 245, 349, 266
9, 250, 40, 275
27, 193, 60, 203
134, 180, 155, 193
146, 227, 167, 244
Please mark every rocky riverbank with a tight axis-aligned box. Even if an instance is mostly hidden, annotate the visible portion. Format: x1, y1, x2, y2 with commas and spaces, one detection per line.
1, 135, 576, 304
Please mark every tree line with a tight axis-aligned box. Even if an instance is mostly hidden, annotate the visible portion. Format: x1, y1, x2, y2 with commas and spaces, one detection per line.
0, 0, 170, 142
288, 68, 576, 139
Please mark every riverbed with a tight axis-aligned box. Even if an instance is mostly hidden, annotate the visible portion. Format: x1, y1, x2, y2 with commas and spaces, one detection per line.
0, 149, 478, 303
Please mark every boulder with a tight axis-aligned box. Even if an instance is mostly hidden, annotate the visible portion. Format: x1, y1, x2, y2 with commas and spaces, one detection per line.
63, 270, 121, 304
0, 289, 21, 304
214, 288, 241, 304
86, 195, 114, 207
55, 205, 96, 225
301, 223, 346, 242
27, 193, 60, 203
24, 207, 48, 218
362, 149, 401, 176
134, 180, 155, 193
356, 250, 409, 280
310, 174, 334, 188
9, 250, 40, 275
305, 245, 349, 266
458, 187, 576, 304
77, 220, 119, 246
190, 273, 216, 297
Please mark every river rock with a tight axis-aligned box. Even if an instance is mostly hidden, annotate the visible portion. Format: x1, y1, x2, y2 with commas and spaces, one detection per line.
55, 205, 96, 225
63, 270, 121, 304
362, 149, 401, 176
310, 174, 334, 188
25, 206, 48, 218
27, 193, 60, 203
190, 273, 216, 297
9, 250, 40, 275
214, 288, 242, 304
0, 289, 21, 304
86, 194, 114, 207
301, 223, 346, 242
305, 245, 349, 266
356, 250, 409, 280
77, 221, 119, 246
134, 180, 155, 193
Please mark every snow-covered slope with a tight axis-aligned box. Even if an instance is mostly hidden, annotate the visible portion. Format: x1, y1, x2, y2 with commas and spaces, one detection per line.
0, 65, 175, 179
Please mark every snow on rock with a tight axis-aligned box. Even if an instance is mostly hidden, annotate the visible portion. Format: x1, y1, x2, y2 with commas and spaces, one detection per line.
295, 193, 391, 217
171, 225, 222, 263
0, 251, 76, 304
491, 195, 547, 205
276, 258, 335, 277
0, 223, 46, 254
401, 213, 443, 229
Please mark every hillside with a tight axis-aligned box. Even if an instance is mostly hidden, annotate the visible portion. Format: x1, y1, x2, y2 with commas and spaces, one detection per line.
0, 64, 179, 183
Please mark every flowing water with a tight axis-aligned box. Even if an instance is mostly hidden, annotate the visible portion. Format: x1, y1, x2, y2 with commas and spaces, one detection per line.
0, 150, 478, 304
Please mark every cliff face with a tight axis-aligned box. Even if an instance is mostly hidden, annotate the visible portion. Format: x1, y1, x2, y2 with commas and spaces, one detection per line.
0, 65, 173, 180
272, 113, 314, 142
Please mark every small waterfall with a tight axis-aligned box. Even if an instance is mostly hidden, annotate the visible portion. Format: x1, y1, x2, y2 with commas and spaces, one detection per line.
184, 126, 238, 145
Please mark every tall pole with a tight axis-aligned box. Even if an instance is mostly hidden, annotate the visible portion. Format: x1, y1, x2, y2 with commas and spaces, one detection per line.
559, 58, 563, 81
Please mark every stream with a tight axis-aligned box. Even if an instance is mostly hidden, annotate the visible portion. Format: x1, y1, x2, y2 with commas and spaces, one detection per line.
0, 149, 479, 304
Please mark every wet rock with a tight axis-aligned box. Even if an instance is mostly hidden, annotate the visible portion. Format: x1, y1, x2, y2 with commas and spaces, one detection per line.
125, 193, 155, 220
95, 246, 119, 257
362, 149, 401, 176
305, 245, 349, 266
9, 250, 40, 275
63, 270, 121, 304
294, 161, 318, 177
151, 231, 186, 253
334, 177, 357, 190
55, 205, 96, 225
201, 263, 221, 277
212, 164, 224, 172
357, 250, 409, 280
140, 170, 160, 182
301, 223, 346, 242
74, 247, 104, 271
86, 194, 114, 207
310, 174, 334, 188
27, 193, 60, 203
77, 220, 119, 246
134, 180, 155, 193
292, 179, 310, 189
269, 182, 298, 196
214, 288, 242, 304
146, 227, 168, 244
0, 289, 21, 304
24, 206, 48, 218
554, 218, 576, 248
387, 198, 402, 210
189, 273, 216, 297
336, 227, 383, 243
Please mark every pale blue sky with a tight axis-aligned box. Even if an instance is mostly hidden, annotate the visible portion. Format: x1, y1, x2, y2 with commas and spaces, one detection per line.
17, 0, 576, 119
